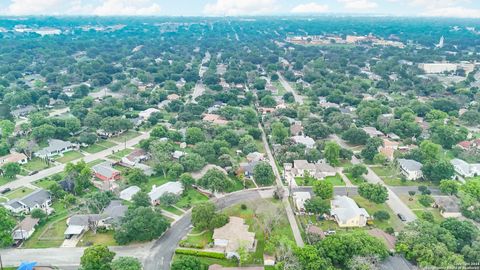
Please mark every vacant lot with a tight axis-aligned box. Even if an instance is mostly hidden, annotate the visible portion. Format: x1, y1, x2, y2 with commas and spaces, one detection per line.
23, 158, 51, 172
5, 187, 35, 200
56, 151, 84, 163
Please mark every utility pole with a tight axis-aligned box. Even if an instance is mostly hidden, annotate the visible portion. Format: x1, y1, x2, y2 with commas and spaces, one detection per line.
0, 254, 4, 270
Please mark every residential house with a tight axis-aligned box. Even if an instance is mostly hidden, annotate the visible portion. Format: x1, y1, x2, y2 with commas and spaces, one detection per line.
238, 160, 260, 178
291, 135, 315, 149
119, 186, 141, 201
451, 158, 480, 179
286, 160, 336, 179
92, 162, 121, 181
167, 93, 180, 101
0, 152, 28, 165
11, 105, 36, 118
213, 216, 256, 259
378, 139, 399, 161
12, 217, 39, 242
456, 139, 480, 151
121, 149, 148, 166
290, 121, 303, 136
397, 159, 423, 180
148, 182, 184, 205
432, 196, 462, 218
172, 150, 186, 159
387, 133, 401, 141
362, 127, 384, 138
4, 189, 52, 214
138, 108, 160, 120
35, 139, 77, 159
293, 192, 311, 213
64, 200, 127, 239
330, 196, 370, 227
203, 114, 229, 125
246, 152, 264, 163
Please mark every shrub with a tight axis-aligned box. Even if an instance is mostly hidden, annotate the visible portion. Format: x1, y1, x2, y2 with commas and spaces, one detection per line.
373, 210, 390, 221
175, 248, 226, 259
418, 195, 434, 207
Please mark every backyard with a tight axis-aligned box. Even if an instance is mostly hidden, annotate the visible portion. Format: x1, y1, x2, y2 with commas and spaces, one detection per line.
295, 174, 345, 186
56, 151, 84, 163
82, 140, 117, 154
176, 189, 209, 210
23, 203, 69, 248
77, 230, 117, 247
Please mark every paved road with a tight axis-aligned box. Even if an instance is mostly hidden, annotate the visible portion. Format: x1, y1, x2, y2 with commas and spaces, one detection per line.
258, 123, 305, 247
0, 131, 150, 191
0, 189, 272, 269
293, 186, 440, 197
278, 72, 304, 105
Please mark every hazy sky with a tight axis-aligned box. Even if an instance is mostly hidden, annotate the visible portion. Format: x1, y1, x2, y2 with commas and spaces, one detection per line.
0, 0, 479, 18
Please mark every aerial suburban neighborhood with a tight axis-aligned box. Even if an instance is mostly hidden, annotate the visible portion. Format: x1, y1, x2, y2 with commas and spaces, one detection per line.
0, 4, 479, 270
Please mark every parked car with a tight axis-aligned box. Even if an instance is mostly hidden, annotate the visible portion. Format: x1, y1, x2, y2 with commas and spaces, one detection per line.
397, 213, 407, 221
29, 170, 39, 176
1, 188, 11, 194
325, 230, 336, 236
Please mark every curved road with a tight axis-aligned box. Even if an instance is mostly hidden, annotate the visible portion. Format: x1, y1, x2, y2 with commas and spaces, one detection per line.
0, 188, 273, 270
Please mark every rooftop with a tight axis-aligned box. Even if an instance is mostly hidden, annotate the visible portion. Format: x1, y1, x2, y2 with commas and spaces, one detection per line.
213, 216, 255, 253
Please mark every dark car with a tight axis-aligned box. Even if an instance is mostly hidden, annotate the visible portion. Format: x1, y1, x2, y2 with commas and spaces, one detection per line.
397, 213, 407, 222
29, 170, 39, 176
1, 188, 11, 194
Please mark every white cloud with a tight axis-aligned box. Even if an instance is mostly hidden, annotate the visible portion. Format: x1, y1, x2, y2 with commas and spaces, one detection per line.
337, 0, 378, 10
204, 0, 277, 16
92, 0, 161, 16
7, 0, 63, 15
291, 2, 329, 13
422, 6, 480, 18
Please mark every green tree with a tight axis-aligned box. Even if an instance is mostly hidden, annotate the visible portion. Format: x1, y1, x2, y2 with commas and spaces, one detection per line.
111, 257, 142, 270
171, 256, 204, 270
349, 164, 368, 179
191, 202, 216, 230
313, 181, 333, 199
441, 218, 479, 251
159, 192, 179, 206
0, 208, 15, 247
419, 140, 442, 163
131, 191, 151, 208
2, 162, 21, 179
115, 207, 169, 244
361, 137, 383, 161
198, 168, 231, 192
185, 127, 205, 145
271, 122, 288, 143
373, 210, 390, 221
358, 183, 388, 203
422, 160, 455, 183
324, 142, 340, 166
304, 197, 330, 215
180, 173, 195, 190
80, 245, 115, 270
342, 128, 369, 145
126, 168, 147, 185
253, 162, 275, 186
439, 179, 459, 195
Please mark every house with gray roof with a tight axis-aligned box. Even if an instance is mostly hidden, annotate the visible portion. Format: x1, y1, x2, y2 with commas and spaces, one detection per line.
432, 196, 462, 218
34, 139, 77, 159
398, 159, 423, 180
287, 160, 336, 179
92, 162, 120, 181
11, 105, 37, 118
12, 216, 39, 241
451, 158, 480, 180
148, 182, 183, 205
119, 186, 141, 201
291, 135, 315, 149
330, 196, 370, 227
4, 189, 52, 214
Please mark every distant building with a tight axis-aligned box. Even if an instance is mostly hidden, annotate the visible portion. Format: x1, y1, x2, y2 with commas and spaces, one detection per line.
330, 196, 370, 227
0, 152, 28, 165
398, 159, 423, 180
291, 135, 315, 149
121, 149, 148, 166
362, 127, 384, 138
451, 158, 480, 179
285, 160, 336, 179
293, 192, 311, 213
202, 114, 229, 125
138, 108, 160, 120
11, 106, 36, 118
119, 186, 141, 201
246, 152, 264, 163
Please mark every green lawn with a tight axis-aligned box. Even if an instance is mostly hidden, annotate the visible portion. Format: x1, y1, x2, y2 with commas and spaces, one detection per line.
56, 151, 84, 163
176, 189, 209, 209
34, 179, 57, 189
110, 130, 141, 143
108, 148, 133, 161
160, 205, 184, 216
413, 209, 445, 223
77, 230, 117, 247
83, 140, 117, 154
23, 158, 51, 171
295, 174, 345, 186
5, 187, 35, 200
325, 174, 346, 186
143, 176, 169, 191
179, 230, 213, 249
344, 172, 365, 185
0, 176, 11, 186
87, 159, 106, 167
352, 196, 404, 231
399, 195, 445, 223
371, 166, 436, 186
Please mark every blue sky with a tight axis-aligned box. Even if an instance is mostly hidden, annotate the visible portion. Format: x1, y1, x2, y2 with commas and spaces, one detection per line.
0, 0, 479, 18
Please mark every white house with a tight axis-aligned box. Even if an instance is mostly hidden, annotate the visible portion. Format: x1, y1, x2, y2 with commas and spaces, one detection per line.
363, 127, 385, 138
330, 196, 370, 227
451, 158, 480, 179
138, 108, 160, 120
293, 192, 311, 213
121, 149, 148, 166
0, 152, 28, 165
12, 217, 39, 241
148, 182, 184, 205
286, 160, 336, 179
4, 189, 52, 214
398, 159, 423, 180
34, 139, 77, 159
119, 186, 141, 201
291, 135, 315, 149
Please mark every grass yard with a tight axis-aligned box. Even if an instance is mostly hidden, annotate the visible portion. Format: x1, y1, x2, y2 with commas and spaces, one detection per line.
5, 187, 35, 200
160, 205, 184, 216
295, 174, 345, 186
23, 158, 51, 172
143, 175, 169, 191
173, 255, 238, 268
325, 174, 345, 186
272, 80, 286, 96
56, 151, 84, 163
413, 209, 445, 223
110, 130, 141, 143
179, 230, 213, 249
82, 140, 117, 154
87, 159, 106, 167
34, 179, 57, 189
0, 176, 11, 186
352, 196, 404, 231
108, 148, 133, 161
398, 195, 445, 223
77, 230, 117, 247
344, 172, 365, 185
176, 189, 209, 209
